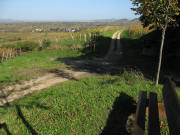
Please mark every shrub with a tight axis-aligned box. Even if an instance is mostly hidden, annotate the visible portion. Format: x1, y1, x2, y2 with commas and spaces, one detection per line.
42, 39, 51, 48
16, 41, 38, 52
39, 39, 51, 50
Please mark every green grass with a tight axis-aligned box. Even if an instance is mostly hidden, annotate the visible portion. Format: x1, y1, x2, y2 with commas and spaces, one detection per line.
56, 38, 86, 46
0, 29, 117, 87
0, 38, 8, 43
0, 49, 83, 87
0, 72, 162, 135
103, 30, 119, 38
0, 28, 177, 134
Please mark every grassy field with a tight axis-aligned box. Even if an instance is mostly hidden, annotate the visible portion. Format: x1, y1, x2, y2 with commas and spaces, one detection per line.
0, 49, 82, 87
0, 25, 176, 134
0, 72, 163, 135
0, 28, 121, 87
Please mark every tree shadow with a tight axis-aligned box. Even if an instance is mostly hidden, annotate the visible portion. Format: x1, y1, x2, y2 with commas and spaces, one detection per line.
0, 88, 50, 135
49, 68, 78, 81
54, 35, 125, 75
55, 58, 123, 75
119, 29, 180, 82
0, 122, 12, 135
54, 34, 157, 80
16, 105, 38, 135
0, 88, 16, 106
100, 92, 136, 135
0, 89, 50, 115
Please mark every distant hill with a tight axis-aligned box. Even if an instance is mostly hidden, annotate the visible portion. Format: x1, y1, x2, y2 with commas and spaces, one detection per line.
93, 18, 119, 22
93, 18, 140, 23
0, 18, 140, 24
0, 19, 23, 23
130, 18, 140, 23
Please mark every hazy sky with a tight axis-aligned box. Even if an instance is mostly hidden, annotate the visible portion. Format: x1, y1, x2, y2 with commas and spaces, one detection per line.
0, 0, 137, 21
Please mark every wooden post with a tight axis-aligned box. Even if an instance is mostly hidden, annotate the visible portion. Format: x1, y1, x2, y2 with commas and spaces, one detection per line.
148, 92, 160, 135
89, 33, 91, 40
71, 33, 74, 40
84, 34, 87, 42
2, 51, 4, 62
93, 43, 96, 52
80, 34, 82, 41
133, 91, 147, 135
162, 77, 180, 135
19, 48, 22, 55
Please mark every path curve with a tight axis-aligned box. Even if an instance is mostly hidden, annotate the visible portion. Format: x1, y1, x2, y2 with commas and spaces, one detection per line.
0, 70, 97, 105
0, 31, 123, 106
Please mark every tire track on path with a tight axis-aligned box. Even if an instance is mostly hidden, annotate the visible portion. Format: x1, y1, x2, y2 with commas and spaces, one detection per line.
0, 31, 123, 106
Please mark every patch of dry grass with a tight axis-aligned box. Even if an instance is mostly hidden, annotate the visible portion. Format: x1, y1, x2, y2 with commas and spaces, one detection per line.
128, 24, 153, 36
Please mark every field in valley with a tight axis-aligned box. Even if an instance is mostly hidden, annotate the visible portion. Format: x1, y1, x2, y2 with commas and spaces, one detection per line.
0, 22, 178, 134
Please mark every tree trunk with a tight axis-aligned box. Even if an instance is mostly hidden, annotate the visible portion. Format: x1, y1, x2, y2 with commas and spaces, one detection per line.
155, 18, 168, 86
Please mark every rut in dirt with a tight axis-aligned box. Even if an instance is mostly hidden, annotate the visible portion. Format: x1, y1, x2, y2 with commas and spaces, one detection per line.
0, 31, 123, 106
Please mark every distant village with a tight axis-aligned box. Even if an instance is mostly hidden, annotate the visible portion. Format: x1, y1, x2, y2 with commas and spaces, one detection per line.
32, 26, 79, 33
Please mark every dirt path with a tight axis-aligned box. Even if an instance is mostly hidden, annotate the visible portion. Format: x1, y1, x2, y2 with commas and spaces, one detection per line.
0, 70, 97, 105
105, 31, 119, 59
116, 32, 123, 55
105, 31, 123, 61
0, 31, 123, 106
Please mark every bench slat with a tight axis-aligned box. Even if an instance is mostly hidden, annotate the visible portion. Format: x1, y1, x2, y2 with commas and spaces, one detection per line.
133, 91, 147, 135
163, 77, 180, 135
148, 92, 160, 135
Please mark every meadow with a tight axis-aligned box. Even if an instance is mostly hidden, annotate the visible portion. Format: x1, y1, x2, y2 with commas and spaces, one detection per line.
0, 22, 176, 134
0, 24, 120, 87
0, 72, 162, 135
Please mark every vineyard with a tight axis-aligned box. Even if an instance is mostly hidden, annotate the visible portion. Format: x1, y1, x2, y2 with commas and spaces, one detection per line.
127, 23, 153, 37
0, 26, 119, 63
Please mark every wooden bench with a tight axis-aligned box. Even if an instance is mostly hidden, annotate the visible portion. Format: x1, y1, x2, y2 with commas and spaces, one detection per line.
133, 77, 180, 135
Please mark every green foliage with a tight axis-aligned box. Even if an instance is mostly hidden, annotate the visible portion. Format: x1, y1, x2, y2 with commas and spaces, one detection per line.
16, 41, 39, 52
131, 0, 180, 28
42, 39, 51, 48
39, 39, 51, 50
131, 0, 180, 86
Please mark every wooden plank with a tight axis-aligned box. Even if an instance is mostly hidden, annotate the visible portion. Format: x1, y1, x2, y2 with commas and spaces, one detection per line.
148, 92, 160, 135
162, 77, 180, 135
133, 91, 147, 135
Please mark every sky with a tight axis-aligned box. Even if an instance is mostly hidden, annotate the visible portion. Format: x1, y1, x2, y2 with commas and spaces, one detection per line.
0, 0, 138, 21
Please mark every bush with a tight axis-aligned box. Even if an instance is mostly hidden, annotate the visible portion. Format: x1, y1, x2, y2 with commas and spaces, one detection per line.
42, 39, 51, 48
16, 41, 39, 52
39, 39, 51, 50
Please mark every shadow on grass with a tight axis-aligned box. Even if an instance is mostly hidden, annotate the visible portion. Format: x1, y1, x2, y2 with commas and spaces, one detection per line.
54, 36, 125, 76
0, 123, 12, 135
0, 89, 50, 135
0, 100, 50, 115
101, 92, 136, 135
119, 35, 158, 80
120, 30, 180, 82
16, 105, 38, 135
49, 68, 78, 81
